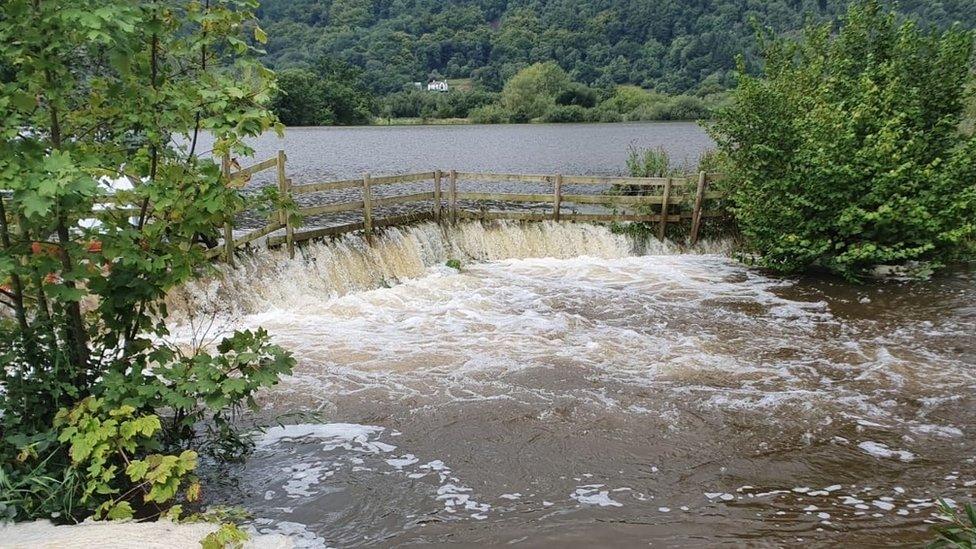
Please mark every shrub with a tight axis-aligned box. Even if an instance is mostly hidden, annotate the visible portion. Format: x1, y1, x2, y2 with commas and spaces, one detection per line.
541, 104, 589, 123
469, 104, 511, 124
588, 107, 624, 123
601, 85, 663, 114
0, 0, 296, 527
709, 0, 976, 278
2, 398, 200, 523
626, 145, 679, 178
626, 95, 711, 121
555, 83, 598, 108
500, 62, 572, 121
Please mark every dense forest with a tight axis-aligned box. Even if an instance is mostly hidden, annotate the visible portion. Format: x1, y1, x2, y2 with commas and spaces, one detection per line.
257, 0, 976, 96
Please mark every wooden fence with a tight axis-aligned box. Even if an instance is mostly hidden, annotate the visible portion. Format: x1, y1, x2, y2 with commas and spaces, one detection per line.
212, 150, 727, 263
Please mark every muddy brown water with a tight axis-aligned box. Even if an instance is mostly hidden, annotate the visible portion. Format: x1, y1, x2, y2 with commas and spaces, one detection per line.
169, 221, 976, 548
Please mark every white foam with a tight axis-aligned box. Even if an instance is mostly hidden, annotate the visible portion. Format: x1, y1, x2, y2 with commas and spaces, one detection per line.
857, 441, 916, 462
258, 423, 390, 453
572, 486, 623, 507
385, 454, 419, 469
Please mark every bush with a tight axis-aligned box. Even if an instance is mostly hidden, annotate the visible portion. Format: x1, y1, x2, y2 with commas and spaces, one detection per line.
271, 60, 375, 126
500, 62, 572, 121
588, 106, 624, 123
626, 145, 678, 178
0, 0, 296, 527
601, 85, 663, 114
469, 104, 511, 124
555, 83, 598, 108
626, 95, 711, 121
709, 0, 976, 278
541, 104, 589, 123
380, 89, 497, 120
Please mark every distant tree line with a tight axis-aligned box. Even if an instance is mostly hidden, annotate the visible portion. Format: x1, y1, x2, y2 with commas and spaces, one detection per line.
257, 0, 976, 96
467, 62, 725, 124
272, 59, 725, 125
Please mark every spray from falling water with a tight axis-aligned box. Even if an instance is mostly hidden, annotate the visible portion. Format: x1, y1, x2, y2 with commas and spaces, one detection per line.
166, 220, 730, 322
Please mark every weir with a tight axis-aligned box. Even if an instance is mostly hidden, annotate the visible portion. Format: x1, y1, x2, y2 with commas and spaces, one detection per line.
211, 151, 728, 264
169, 219, 732, 320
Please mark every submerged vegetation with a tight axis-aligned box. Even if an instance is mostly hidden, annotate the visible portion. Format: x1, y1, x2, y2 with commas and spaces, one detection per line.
0, 0, 293, 532
710, 0, 976, 279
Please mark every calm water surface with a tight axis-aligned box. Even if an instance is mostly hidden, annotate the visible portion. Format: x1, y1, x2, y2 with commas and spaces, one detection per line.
218, 122, 713, 183
211, 122, 713, 228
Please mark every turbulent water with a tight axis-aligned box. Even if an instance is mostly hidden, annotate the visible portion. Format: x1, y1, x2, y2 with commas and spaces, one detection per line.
169, 221, 976, 547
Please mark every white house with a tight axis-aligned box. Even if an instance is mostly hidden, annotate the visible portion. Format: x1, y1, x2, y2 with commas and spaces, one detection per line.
427, 79, 449, 92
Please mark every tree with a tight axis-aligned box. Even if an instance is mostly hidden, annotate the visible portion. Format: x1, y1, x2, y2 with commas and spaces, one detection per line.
499, 62, 571, 122
0, 0, 294, 522
710, 0, 976, 278
269, 59, 375, 125
272, 68, 336, 125
256, 0, 976, 98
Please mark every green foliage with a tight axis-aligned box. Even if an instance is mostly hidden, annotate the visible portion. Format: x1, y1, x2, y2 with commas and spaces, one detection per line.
380, 89, 496, 121
0, 0, 296, 525
601, 86, 664, 115
2, 398, 203, 523
500, 62, 573, 122
270, 59, 375, 125
930, 500, 976, 548
541, 105, 589, 123
271, 69, 336, 125
626, 146, 679, 178
709, 0, 976, 278
555, 83, 598, 108
99, 328, 295, 457
469, 104, 510, 124
201, 522, 249, 549
445, 259, 461, 270
257, 0, 976, 96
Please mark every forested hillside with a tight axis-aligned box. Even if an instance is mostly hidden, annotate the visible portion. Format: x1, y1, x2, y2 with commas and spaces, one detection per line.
257, 0, 976, 95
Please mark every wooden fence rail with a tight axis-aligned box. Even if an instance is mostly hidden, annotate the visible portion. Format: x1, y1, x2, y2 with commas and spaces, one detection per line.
1, 152, 726, 266
214, 151, 726, 262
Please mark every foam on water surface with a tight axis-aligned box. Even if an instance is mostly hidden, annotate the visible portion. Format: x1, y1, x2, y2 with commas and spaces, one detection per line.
171, 221, 975, 546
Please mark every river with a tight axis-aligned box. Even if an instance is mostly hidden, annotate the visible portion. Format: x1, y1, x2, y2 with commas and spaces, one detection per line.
169, 124, 976, 547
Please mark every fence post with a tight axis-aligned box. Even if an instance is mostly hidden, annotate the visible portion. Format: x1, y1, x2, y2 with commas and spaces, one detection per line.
221, 154, 235, 266
275, 150, 296, 259
285, 178, 295, 258
690, 171, 708, 245
449, 170, 458, 224
433, 169, 442, 222
362, 172, 373, 236
658, 176, 672, 241
553, 173, 563, 222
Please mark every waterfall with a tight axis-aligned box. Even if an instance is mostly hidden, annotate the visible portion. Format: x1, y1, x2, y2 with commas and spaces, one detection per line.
166, 220, 728, 321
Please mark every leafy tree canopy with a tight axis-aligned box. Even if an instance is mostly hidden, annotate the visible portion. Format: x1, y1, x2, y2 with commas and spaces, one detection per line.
256, 0, 976, 95
710, 0, 976, 278
271, 59, 375, 125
